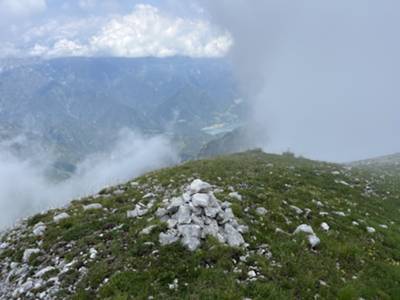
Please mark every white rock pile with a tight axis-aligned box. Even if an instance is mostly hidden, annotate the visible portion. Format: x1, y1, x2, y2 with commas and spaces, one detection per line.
157, 179, 248, 251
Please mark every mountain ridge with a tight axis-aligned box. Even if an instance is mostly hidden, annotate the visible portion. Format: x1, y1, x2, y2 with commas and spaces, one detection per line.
1, 150, 399, 299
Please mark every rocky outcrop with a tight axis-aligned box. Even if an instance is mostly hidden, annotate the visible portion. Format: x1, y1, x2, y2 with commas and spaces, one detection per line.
158, 179, 247, 251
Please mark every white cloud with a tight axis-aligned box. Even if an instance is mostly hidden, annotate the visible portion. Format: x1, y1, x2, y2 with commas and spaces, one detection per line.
0, 0, 47, 17
1, 4, 232, 58
88, 4, 232, 57
22, 17, 105, 44
0, 129, 178, 230
0, 42, 22, 57
31, 39, 89, 57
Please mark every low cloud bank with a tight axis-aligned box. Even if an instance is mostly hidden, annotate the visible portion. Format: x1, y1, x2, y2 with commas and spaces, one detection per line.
0, 129, 177, 230
204, 0, 400, 162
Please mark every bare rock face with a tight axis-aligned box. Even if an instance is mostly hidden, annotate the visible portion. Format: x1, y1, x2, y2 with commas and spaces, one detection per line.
158, 179, 247, 251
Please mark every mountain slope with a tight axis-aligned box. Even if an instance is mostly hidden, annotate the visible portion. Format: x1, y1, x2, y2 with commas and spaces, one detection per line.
198, 127, 259, 158
350, 153, 400, 173
1, 150, 399, 299
0, 56, 245, 165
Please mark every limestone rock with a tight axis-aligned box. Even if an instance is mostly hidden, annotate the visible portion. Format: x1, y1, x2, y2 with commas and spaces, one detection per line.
321, 222, 330, 231
83, 203, 103, 211
290, 205, 303, 215
166, 219, 178, 229
229, 192, 243, 201
158, 179, 246, 251
23, 249, 40, 263
294, 224, 315, 235
155, 207, 168, 218
159, 230, 180, 245
34, 266, 56, 278
127, 204, 148, 218
248, 270, 257, 278
192, 193, 210, 207
294, 224, 320, 249
189, 179, 212, 194
89, 248, 98, 259
256, 207, 268, 216
140, 225, 156, 235
224, 223, 245, 247
308, 235, 320, 248
204, 206, 220, 218
53, 212, 70, 223
0, 242, 9, 250
334, 211, 346, 217
166, 197, 184, 214
175, 205, 192, 224
367, 226, 376, 233
178, 224, 201, 251
32, 222, 47, 236
202, 220, 219, 239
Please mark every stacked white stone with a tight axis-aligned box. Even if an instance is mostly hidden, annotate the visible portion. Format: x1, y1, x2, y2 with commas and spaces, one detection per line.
158, 179, 247, 251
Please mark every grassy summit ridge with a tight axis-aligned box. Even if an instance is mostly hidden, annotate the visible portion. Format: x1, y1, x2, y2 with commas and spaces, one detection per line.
1, 150, 400, 299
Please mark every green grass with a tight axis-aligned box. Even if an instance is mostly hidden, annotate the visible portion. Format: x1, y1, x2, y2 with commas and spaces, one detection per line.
2, 150, 400, 299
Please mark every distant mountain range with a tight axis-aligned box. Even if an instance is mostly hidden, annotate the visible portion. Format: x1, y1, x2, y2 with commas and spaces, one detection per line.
0, 56, 246, 173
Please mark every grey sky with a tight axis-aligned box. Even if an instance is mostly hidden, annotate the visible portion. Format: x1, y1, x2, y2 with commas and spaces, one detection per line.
203, 0, 400, 162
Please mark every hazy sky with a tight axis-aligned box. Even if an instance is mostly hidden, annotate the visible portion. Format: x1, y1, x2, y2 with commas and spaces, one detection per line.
203, 0, 400, 162
0, 0, 399, 162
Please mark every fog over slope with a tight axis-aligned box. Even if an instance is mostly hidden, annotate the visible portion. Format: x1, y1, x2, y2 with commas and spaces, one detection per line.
204, 0, 400, 162
0, 130, 177, 230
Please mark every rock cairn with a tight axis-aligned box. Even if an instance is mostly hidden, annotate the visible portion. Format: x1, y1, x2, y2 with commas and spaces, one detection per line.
157, 179, 248, 251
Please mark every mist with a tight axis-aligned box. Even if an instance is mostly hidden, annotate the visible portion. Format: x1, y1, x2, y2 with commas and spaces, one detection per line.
203, 0, 400, 162
0, 129, 177, 230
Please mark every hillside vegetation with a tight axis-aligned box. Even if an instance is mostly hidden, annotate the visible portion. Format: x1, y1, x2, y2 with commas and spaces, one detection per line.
1, 150, 399, 299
